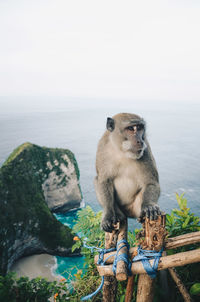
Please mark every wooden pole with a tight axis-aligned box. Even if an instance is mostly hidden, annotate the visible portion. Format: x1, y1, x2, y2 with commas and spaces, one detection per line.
116, 219, 128, 281
125, 250, 137, 302
97, 248, 200, 276
102, 229, 118, 302
94, 231, 200, 265
168, 267, 193, 302
125, 274, 135, 302
136, 274, 154, 302
136, 215, 167, 302
165, 231, 200, 249
96, 222, 200, 301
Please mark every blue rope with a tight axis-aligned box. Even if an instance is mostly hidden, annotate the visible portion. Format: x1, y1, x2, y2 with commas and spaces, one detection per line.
81, 239, 130, 300
132, 246, 163, 279
81, 241, 163, 300
81, 276, 104, 301
81, 244, 116, 301
112, 239, 132, 276
83, 242, 115, 256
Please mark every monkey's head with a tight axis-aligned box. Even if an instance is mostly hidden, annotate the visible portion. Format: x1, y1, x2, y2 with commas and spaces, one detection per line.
106, 113, 147, 160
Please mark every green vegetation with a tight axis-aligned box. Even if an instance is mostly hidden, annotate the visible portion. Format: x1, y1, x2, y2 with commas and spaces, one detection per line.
0, 272, 68, 302
0, 194, 199, 301
166, 193, 200, 237
69, 194, 200, 301
2, 142, 80, 181
2, 142, 32, 166
165, 193, 200, 301
0, 143, 81, 274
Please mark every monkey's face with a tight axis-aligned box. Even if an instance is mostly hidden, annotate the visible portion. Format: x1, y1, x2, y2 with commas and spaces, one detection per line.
107, 115, 147, 160
121, 123, 147, 159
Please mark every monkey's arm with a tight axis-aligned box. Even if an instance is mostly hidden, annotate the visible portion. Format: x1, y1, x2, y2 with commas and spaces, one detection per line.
140, 183, 161, 220
94, 177, 119, 232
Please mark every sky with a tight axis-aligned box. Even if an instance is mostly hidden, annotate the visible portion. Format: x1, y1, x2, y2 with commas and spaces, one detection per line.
0, 0, 200, 103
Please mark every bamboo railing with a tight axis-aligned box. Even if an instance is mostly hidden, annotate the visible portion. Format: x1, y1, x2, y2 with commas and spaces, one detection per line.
95, 215, 200, 302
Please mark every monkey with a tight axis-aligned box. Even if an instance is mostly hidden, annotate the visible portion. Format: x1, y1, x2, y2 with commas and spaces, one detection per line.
94, 113, 161, 232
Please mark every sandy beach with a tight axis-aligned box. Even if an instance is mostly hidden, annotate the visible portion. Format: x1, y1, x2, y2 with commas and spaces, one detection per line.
10, 254, 61, 282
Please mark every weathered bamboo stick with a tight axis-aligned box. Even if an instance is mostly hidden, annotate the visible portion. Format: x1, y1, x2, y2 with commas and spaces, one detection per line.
97, 248, 200, 276
136, 215, 166, 302
125, 250, 137, 302
165, 231, 200, 249
136, 274, 154, 302
102, 231, 118, 302
168, 267, 193, 302
94, 231, 200, 265
125, 274, 135, 302
116, 219, 128, 281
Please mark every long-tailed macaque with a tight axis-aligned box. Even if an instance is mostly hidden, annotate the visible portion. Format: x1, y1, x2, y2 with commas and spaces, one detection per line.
95, 113, 161, 232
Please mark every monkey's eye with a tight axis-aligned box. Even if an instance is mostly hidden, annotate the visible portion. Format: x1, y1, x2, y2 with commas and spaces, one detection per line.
127, 126, 134, 131
137, 124, 144, 131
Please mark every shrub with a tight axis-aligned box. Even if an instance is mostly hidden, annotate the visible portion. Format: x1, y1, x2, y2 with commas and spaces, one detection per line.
1, 194, 199, 301
0, 272, 69, 302
165, 193, 200, 301
69, 194, 200, 301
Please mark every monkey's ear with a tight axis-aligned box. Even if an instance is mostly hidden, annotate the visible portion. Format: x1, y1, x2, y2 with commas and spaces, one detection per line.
106, 117, 115, 132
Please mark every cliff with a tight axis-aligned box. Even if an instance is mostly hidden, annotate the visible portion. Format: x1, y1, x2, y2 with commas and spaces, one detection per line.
0, 142, 82, 275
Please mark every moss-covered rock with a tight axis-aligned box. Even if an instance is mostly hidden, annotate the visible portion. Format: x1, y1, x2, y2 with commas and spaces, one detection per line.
0, 143, 82, 275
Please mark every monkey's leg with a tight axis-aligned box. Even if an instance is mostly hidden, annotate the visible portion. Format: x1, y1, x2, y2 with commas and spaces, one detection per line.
94, 177, 119, 232
115, 203, 126, 221
140, 184, 161, 221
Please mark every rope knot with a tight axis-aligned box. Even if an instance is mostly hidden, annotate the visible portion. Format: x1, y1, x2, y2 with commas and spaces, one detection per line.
133, 246, 163, 279
113, 239, 132, 276
81, 240, 164, 300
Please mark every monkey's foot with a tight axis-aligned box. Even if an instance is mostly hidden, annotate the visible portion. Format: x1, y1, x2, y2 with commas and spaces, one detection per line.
139, 205, 162, 222
101, 214, 120, 233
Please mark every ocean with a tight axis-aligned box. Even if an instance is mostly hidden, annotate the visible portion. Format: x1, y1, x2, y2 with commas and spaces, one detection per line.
1, 97, 200, 279
53, 211, 86, 281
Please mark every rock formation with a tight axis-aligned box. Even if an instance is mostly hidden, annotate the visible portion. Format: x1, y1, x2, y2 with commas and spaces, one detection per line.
0, 142, 82, 275
42, 153, 82, 213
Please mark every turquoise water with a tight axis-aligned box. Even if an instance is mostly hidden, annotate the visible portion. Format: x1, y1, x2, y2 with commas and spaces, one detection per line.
54, 211, 86, 281
55, 255, 86, 281
54, 211, 78, 229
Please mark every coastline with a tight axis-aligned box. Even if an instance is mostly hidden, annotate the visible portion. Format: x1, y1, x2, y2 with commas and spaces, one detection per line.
10, 254, 61, 282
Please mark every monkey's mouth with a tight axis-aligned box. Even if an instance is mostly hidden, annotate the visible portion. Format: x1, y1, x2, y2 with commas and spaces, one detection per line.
136, 148, 145, 158
136, 143, 147, 155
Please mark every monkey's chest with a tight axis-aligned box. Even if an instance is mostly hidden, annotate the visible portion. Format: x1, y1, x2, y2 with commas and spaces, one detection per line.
113, 174, 141, 205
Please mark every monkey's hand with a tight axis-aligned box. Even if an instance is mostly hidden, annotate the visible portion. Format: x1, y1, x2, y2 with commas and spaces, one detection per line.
139, 205, 161, 222
101, 212, 120, 233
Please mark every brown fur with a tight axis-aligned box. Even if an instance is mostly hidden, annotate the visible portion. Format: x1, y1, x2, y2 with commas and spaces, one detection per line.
95, 113, 160, 232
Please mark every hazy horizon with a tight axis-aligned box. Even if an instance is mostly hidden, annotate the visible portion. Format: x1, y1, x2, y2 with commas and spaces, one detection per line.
0, 96, 200, 115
